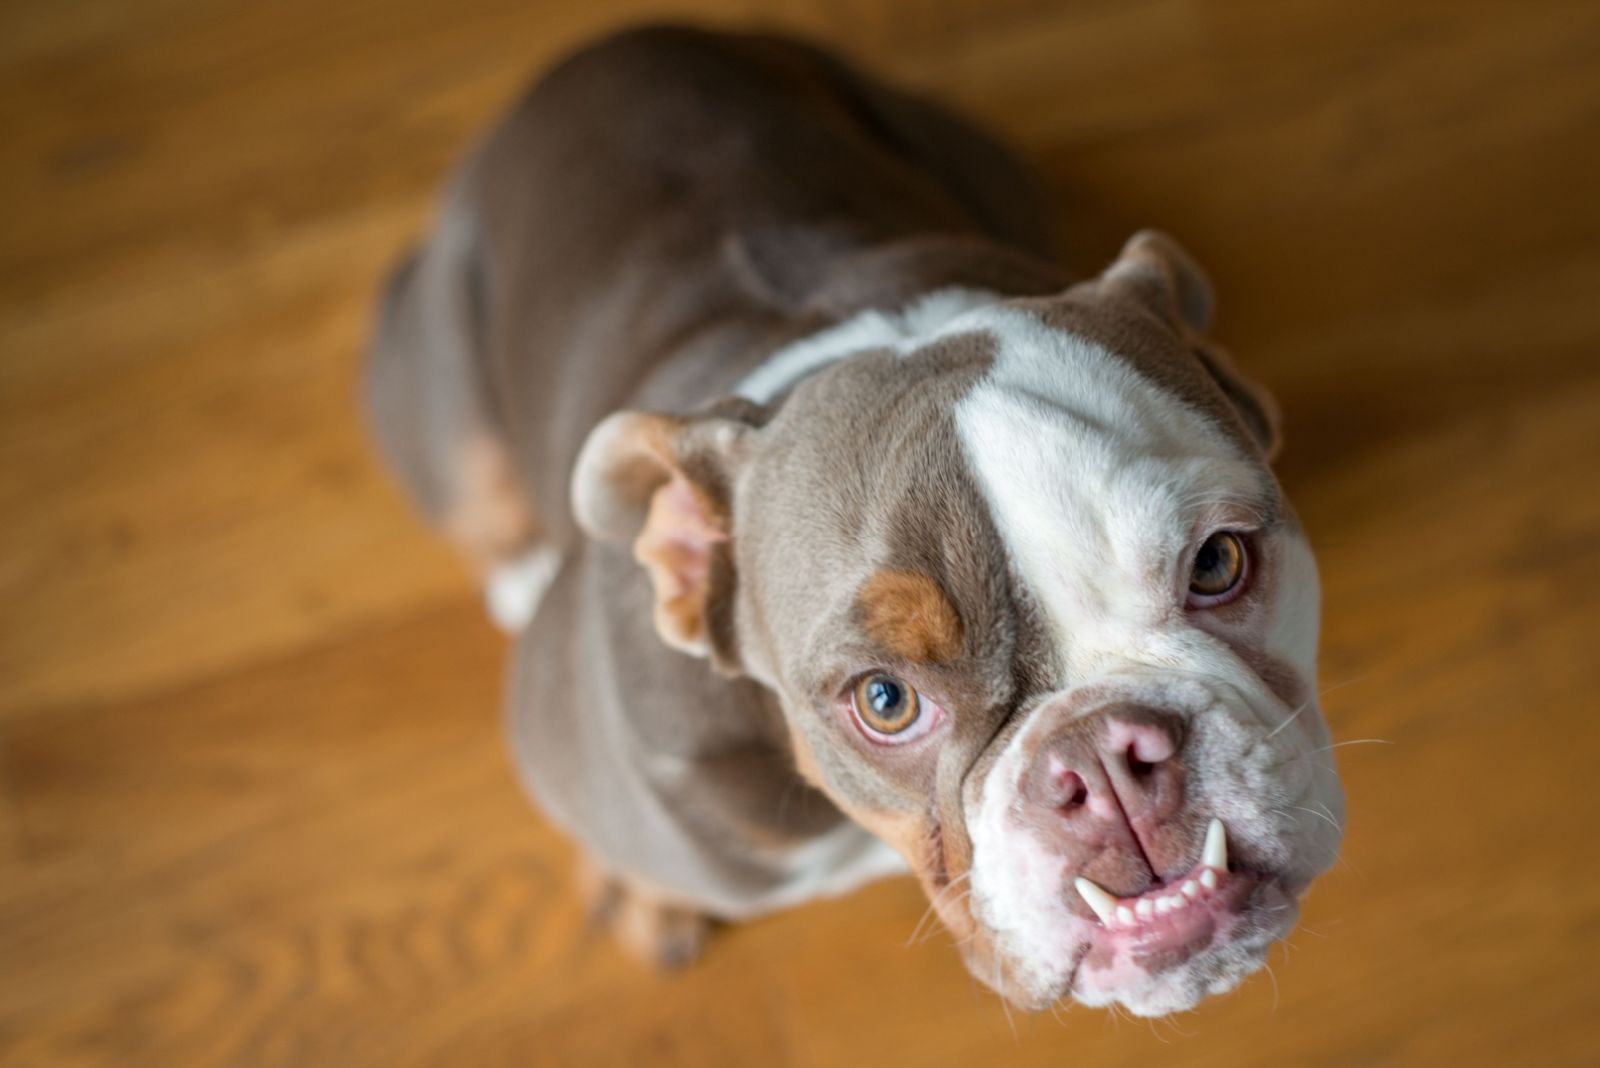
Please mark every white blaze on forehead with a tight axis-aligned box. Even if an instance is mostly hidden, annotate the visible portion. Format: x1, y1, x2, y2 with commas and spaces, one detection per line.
951, 307, 1264, 663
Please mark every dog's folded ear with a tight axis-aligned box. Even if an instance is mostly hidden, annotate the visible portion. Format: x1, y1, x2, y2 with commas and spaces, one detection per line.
1104, 229, 1215, 335
1103, 230, 1282, 459
570, 403, 763, 671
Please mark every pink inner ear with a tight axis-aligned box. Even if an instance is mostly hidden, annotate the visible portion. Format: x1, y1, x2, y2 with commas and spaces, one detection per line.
634, 473, 727, 609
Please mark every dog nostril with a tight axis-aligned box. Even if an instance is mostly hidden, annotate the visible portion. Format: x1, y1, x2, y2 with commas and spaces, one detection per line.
1126, 746, 1156, 778
1057, 769, 1089, 809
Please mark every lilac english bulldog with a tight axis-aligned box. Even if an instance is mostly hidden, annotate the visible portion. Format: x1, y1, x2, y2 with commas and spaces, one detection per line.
366, 25, 1345, 1015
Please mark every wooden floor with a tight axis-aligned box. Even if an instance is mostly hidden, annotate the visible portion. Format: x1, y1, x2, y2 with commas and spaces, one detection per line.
3, 1, 1598, 1064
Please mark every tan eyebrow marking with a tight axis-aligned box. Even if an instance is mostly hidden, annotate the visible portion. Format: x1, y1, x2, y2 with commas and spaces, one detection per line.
858, 569, 964, 665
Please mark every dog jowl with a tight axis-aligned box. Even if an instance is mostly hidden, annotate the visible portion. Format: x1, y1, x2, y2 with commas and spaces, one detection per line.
367, 26, 1344, 1016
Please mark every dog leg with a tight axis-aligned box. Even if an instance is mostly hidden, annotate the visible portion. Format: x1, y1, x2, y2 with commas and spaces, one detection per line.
367, 232, 555, 620
440, 432, 539, 571
575, 853, 712, 970
435, 432, 564, 633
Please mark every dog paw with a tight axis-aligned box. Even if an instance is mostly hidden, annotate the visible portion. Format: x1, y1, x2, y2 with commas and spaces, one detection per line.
615, 896, 711, 971
575, 854, 713, 970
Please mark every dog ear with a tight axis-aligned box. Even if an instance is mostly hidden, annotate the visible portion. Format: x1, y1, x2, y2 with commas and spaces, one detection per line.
1103, 230, 1281, 458
570, 403, 762, 670
1191, 339, 1282, 460
1103, 229, 1214, 334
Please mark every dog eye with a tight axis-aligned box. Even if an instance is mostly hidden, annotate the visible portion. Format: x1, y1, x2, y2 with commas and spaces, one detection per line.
1188, 531, 1249, 606
852, 673, 922, 737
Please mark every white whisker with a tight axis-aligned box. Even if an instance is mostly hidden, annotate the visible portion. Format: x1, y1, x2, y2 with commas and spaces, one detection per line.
906, 871, 971, 947
914, 890, 972, 945
1304, 738, 1394, 754
1144, 1014, 1173, 1045
1267, 675, 1370, 742
995, 949, 1017, 1039
1262, 961, 1281, 1012
1287, 805, 1341, 832
1264, 697, 1312, 740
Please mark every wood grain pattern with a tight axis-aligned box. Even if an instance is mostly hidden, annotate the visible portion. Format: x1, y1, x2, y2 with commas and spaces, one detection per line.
3, 1, 1598, 1064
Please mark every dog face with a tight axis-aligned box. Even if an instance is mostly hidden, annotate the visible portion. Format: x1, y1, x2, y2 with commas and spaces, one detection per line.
572, 233, 1344, 1015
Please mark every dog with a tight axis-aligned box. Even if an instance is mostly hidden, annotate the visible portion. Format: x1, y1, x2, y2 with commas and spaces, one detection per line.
365, 25, 1345, 1016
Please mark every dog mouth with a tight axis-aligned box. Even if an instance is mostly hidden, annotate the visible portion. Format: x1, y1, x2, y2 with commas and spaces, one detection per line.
1065, 818, 1286, 1000
955, 750, 1327, 1013
1071, 818, 1246, 948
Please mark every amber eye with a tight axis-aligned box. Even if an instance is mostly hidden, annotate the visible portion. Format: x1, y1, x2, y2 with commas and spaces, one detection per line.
852, 673, 921, 736
1188, 531, 1248, 603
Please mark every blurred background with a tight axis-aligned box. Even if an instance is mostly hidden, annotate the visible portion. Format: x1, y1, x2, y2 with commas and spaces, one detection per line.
2, 1, 1597, 1064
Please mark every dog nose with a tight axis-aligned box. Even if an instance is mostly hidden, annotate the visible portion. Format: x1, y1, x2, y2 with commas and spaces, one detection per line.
1021, 705, 1186, 853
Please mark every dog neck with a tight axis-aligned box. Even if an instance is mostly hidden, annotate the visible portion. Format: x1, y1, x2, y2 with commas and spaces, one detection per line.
736, 287, 1001, 403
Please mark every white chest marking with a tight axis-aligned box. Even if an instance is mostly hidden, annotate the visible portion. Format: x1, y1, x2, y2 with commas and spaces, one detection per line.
485, 545, 564, 632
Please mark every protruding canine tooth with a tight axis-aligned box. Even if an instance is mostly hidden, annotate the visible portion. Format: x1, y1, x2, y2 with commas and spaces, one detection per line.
1074, 877, 1118, 924
1116, 905, 1136, 926
1201, 868, 1219, 890
1136, 899, 1154, 919
1203, 818, 1229, 872
1181, 879, 1200, 898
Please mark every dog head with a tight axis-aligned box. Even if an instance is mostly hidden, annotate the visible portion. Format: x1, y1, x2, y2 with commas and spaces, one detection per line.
572, 231, 1343, 1015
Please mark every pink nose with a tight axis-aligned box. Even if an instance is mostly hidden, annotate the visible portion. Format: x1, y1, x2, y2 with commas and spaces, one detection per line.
1021, 705, 1186, 864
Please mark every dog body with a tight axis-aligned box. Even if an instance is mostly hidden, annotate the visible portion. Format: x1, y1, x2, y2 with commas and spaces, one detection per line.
368, 25, 1344, 1015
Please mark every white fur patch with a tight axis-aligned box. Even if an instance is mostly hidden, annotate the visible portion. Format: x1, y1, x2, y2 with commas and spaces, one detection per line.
953, 307, 1264, 668
485, 545, 564, 632
735, 288, 999, 403
968, 731, 1088, 994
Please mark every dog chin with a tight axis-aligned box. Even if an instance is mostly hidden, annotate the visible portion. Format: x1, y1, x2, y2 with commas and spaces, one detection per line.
993, 875, 1299, 1017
